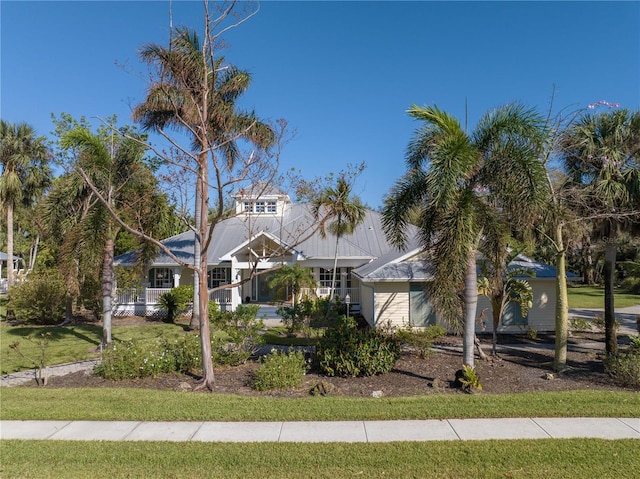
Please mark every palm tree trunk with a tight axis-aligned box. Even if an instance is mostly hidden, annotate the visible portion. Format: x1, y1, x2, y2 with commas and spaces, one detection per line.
603, 226, 618, 356
554, 224, 569, 371
329, 237, 340, 302
101, 237, 115, 346
6, 201, 14, 291
463, 249, 478, 367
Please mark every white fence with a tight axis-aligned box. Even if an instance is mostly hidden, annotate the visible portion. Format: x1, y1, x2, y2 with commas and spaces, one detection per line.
300, 287, 360, 304
114, 287, 232, 317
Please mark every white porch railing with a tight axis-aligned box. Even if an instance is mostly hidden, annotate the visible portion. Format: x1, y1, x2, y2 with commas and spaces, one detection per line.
114, 286, 233, 317
209, 288, 232, 304
300, 287, 360, 304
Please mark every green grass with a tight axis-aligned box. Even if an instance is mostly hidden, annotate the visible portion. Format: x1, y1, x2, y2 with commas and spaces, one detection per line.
2, 389, 638, 421
567, 285, 640, 309
2, 439, 639, 478
0, 321, 188, 374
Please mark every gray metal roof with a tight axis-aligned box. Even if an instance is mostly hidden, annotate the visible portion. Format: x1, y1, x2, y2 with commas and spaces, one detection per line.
115, 204, 397, 267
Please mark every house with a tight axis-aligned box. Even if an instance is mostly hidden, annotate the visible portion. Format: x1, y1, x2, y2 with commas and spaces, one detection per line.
353, 244, 559, 333
114, 186, 559, 333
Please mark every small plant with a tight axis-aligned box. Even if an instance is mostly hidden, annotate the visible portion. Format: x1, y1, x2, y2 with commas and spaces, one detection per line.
276, 299, 313, 335
210, 303, 264, 364
569, 317, 592, 332
457, 364, 483, 392
591, 314, 619, 333
252, 349, 309, 391
316, 318, 401, 377
395, 324, 446, 358
157, 285, 193, 323
525, 326, 538, 340
605, 348, 640, 389
8, 333, 52, 385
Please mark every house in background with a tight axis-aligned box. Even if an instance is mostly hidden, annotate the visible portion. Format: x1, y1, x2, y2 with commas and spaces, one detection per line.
353, 244, 559, 333
114, 185, 560, 333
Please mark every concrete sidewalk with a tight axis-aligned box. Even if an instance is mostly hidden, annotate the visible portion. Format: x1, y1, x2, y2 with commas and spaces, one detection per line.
2, 418, 639, 442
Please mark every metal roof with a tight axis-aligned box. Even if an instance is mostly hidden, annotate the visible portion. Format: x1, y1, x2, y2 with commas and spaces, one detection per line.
115, 203, 397, 267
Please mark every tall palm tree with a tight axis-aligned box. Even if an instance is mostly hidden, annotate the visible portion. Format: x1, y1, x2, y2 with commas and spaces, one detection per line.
0, 121, 51, 292
560, 109, 640, 355
382, 103, 547, 367
312, 176, 366, 302
134, 25, 274, 389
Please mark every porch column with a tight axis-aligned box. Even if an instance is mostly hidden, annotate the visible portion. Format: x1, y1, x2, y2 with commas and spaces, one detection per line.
172, 268, 181, 288
230, 259, 242, 310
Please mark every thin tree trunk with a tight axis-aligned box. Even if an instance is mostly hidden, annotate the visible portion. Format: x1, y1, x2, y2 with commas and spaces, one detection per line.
463, 249, 478, 367
603, 226, 618, 356
189, 176, 202, 331
6, 201, 14, 291
196, 150, 215, 390
329, 236, 339, 301
101, 237, 115, 346
474, 335, 490, 361
554, 223, 569, 371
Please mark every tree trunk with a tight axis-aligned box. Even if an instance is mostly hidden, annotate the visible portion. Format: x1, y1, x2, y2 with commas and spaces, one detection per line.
189, 176, 202, 331
329, 236, 340, 302
603, 226, 618, 356
197, 152, 215, 390
6, 201, 14, 291
463, 249, 478, 367
553, 224, 569, 371
101, 237, 115, 346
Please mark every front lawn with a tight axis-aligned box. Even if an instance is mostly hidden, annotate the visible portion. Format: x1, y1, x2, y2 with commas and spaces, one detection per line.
2, 439, 639, 479
567, 285, 640, 309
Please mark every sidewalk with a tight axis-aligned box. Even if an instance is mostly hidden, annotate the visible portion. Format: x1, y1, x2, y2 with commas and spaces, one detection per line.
2, 418, 639, 442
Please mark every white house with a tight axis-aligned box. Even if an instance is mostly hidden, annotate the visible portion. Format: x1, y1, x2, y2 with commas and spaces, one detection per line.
114, 186, 560, 333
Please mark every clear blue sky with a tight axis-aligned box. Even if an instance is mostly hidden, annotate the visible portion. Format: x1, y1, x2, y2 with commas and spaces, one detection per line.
2, 1, 639, 208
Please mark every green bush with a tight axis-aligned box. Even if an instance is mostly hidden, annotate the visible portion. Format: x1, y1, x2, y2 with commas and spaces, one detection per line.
605, 346, 640, 389
210, 303, 264, 365
395, 324, 446, 359
95, 333, 202, 380
276, 299, 314, 335
252, 349, 309, 391
620, 277, 640, 294
157, 285, 193, 323
8, 273, 66, 324
316, 318, 401, 377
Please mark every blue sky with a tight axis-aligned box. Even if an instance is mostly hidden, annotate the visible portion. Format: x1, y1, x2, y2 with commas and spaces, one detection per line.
2, 1, 639, 208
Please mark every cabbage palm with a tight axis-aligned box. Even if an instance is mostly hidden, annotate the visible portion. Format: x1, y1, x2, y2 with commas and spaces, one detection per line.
382, 103, 547, 367
312, 176, 366, 301
0, 121, 51, 292
561, 109, 640, 355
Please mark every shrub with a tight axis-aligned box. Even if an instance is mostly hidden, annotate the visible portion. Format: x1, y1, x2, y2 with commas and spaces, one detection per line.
157, 285, 193, 323
605, 347, 640, 389
252, 349, 309, 391
395, 324, 446, 359
210, 303, 264, 365
276, 300, 314, 335
8, 273, 66, 324
456, 365, 483, 392
592, 314, 619, 333
95, 333, 203, 380
620, 277, 640, 294
316, 318, 401, 377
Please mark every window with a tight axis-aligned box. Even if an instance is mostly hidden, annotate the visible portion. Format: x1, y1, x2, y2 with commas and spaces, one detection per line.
207, 267, 230, 289
267, 200, 277, 213
319, 268, 340, 289
150, 267, 172, 288
242, 199, 278, 214
255, 201, 265, 213
243, 201, 251, 212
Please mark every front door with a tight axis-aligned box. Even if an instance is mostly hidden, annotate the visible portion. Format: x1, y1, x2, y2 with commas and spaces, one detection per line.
409, 283, 438, 327
256, 270, 278, 303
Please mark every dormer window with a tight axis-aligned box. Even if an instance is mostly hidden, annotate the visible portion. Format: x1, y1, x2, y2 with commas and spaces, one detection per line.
255, 201, 266, 213
267, 201, 277, 213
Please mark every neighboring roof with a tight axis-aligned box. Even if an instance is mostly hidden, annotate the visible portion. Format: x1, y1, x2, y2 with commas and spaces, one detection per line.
0, 252, 19, 261
353, 246, 563, 283
115, 204, 398, 267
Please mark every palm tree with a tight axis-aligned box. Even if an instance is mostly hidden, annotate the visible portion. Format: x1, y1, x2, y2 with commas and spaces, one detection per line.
133, 24, 274, 389
53, 124, 167, 346
560, 109, 640, 356
312, 176, 366, 302
0, 121, 51, 292
382, 103, 547, 367
269, 264, 317, 307
135, 28, 274, 331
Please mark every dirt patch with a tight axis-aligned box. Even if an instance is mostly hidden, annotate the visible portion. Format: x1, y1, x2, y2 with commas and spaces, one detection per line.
31, 333, 634, 396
